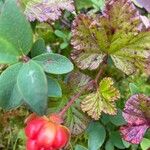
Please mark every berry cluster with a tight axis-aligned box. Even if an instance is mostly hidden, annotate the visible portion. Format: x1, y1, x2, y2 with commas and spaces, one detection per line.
25, 114, 70, 150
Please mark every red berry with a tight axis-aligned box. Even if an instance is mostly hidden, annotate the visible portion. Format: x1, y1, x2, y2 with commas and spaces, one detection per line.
26, 139, 39, 150
37, 122, 57, 148
53, 125, 70, 149
25, 117, 47, 139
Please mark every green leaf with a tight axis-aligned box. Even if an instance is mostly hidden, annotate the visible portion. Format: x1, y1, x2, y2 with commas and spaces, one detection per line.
109, 109, 126, 126
33, 53, 73, 74
105, 140, 114, 150
0, 0, 32, 60
0, 63, 23, 109
60, 42, 68, 49
140, 138, 150, 150
75, 145, 88, 150
31, 38, 46, 58
47, 76, 62, 97
129, 83, 140, 95
87, 122, 106, 150
17, 60, 48, 115
55, 30, 66, 39
110, 131, 127, 149
91, 0, 105, 10
75, 0, 93, 10
81, 77, 120, 120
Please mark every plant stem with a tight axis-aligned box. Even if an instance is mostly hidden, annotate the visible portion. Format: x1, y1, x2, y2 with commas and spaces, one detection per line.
59, 80, 94, 116
59, 56, 108, 117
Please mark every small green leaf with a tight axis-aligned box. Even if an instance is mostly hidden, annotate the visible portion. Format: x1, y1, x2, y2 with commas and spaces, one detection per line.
87, 122, 106, 150
55, 30, 66, 39
60, 42, 68, 49
129, 83, 140, 95
0, 63, 23, 109
0, 0, 32, 56
17, 60, 48, 115
31, 38, 46, 58
105, 140, 114, 150
75, 145, 88, 150
47, 76, 62, 97
33, 53, 73, 74
140, 138, 150, 150
109, 109, 126, 126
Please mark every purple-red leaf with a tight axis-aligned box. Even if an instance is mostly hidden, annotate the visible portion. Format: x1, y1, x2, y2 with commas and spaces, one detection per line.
120, 124, 149, 144
24, 0, 74, 22
120, 94, 150, 144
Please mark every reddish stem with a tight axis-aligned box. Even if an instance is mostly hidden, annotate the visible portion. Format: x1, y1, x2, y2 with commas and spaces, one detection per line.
59, 80, 94, 116
58, 56, 108, 117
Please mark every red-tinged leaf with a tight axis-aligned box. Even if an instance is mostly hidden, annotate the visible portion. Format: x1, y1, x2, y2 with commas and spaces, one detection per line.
120, 124, 149, 144
24, 0, 74, 22
120, 94, 150, 144
71, 0, 150, 74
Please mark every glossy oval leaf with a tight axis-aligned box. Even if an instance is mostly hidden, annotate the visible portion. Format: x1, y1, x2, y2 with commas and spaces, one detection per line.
105, 140, 114, 150
31, 38, 47, 58
110, 131, 127, 149
17, 60, 48, 115
0, 0, 33, 57
0, 63, 23, 109
47, 76, 62, 97
33, 53, 73, 74
87, 122, 106, 150
109, 109, 126, 126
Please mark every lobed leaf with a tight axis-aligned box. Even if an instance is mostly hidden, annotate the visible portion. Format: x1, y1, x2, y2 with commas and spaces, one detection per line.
71, 0, 150, 75
81, 77, 120, 120
120, 94, 150, 144
24, 0, 74, 22
65, 102, 90, 135
71, 14, 107, 70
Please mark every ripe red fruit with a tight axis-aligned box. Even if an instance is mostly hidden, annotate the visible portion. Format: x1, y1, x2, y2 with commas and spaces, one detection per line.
25, 117, 47, 139
26, 139, 39, 150
25, 114, 70, 150
37, 122, 57, 148
53, 125, 70, 149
